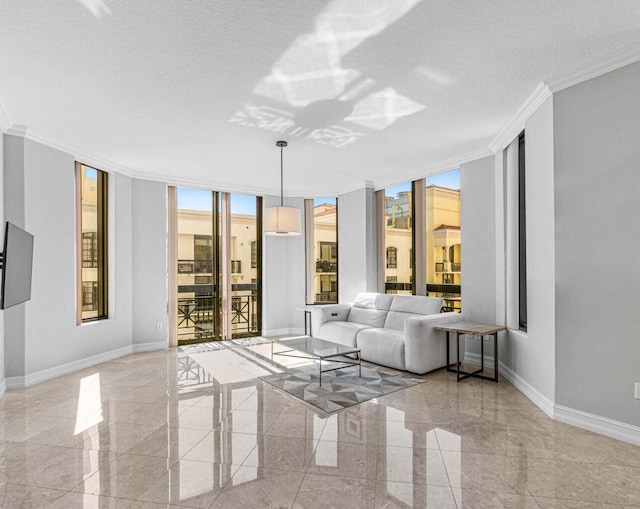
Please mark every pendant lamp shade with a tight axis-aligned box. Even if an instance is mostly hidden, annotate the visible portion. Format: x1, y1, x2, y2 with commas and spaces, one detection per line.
264, 141, 302, 236
264, 206, 302, 236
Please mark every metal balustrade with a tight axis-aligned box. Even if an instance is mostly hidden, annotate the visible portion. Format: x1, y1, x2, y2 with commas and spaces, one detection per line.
315, 260, 337, 273
177, 284, 258, 342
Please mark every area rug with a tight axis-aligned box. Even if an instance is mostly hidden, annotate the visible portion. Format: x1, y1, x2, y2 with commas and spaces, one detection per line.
259, 364, 427, 413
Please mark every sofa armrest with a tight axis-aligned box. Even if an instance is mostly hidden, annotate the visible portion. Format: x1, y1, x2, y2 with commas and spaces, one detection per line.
403, 312, 464, 374
308, 304, 351, 336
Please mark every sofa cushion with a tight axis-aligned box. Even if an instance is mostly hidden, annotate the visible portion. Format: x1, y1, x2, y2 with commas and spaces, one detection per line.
390, 295, 443, 314
352, 292, 394, 311
347, 292, 394, 328
384, 295, 444, 331
356, 328, 406, 370
317, 321, 372, 348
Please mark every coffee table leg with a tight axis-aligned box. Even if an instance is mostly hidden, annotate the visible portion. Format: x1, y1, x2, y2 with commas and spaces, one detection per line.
319, 358, 322, 387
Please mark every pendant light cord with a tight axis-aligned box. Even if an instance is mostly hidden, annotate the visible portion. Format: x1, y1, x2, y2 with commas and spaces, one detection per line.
280, 145, 284, 207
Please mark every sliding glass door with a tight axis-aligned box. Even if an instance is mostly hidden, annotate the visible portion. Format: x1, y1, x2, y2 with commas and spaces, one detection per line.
175, 188, 262, 344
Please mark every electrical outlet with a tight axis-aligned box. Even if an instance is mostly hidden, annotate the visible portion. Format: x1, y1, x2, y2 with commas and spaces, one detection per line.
156, 321, 163, 330
635, 383, 640, 400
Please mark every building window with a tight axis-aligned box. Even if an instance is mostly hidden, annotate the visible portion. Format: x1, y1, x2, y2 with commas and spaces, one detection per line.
250, 240, 257, 269
82, 232, 98, 268
77, 163, 108, 322
518, 132, 527, 331
386, 247, 397, 269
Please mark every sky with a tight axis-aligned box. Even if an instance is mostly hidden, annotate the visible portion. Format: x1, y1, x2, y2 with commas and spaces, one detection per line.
177, 188, 258, 215
178, 168, 459, 211
385, 168, 460, 198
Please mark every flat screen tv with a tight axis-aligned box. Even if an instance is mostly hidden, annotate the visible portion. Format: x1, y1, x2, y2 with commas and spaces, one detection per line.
1, 222, 34, 309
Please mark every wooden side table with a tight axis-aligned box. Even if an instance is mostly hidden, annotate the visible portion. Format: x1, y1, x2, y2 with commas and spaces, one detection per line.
434, 322, 507, 382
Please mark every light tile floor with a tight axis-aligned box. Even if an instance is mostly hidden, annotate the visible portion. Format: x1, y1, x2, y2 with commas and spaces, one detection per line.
1, 343, 639, 508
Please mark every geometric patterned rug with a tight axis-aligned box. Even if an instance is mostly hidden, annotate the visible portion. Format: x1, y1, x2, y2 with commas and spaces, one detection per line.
259, 364, 427, 413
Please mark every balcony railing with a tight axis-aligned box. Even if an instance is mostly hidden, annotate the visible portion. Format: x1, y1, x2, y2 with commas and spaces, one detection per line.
231, 260, 241, 274
435, 262, 461, 273
178, 259, 213, 275
316, 292, 337, 303
177, 284, 259, 342
316, 260, 337, 273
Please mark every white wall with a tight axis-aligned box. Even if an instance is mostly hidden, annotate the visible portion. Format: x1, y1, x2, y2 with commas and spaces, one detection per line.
496, 96, 557, 408
0, 133, 5, 393
3, 135, 27, 378
3, 137, 134, 383
338, 186, 377, 303
553, 62, 640, 427
132, 179, 168, 347
460, 156, 496, 360
262, 195, 306, 335
461, 155, 496, 323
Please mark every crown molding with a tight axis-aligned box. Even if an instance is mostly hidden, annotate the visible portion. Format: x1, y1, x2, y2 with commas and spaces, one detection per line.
130, 168, 278, 197
489, 40, 640, 154
488, 82, 552, 153
0, 95, 11, 133
545, 40, 640, 93
6, 124, 28, 137
372, 147, 493, 191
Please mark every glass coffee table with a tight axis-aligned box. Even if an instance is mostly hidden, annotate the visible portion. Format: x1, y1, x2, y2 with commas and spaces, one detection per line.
271, 336, 361, 386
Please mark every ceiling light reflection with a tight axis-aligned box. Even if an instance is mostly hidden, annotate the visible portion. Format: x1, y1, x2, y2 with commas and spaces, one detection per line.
236, 0, 425, 145
74, 373, 103, 435
345, 87, 425, 130
415, 65, 457, 86
77, 0, 111, 18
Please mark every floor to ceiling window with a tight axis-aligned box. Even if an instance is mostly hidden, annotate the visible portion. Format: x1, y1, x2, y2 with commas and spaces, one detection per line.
175, 188, 262, 344
305, 198, 338, 304
76, 163, 108, 323
425, 168, 461, 312
229, 193, 262, 337
383, 183, 413, 295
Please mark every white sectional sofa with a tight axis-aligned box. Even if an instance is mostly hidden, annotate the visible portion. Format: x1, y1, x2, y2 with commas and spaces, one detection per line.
309, 292, 464, 374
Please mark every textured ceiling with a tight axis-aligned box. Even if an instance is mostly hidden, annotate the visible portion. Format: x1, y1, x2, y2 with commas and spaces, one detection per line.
1, 0, 639, 195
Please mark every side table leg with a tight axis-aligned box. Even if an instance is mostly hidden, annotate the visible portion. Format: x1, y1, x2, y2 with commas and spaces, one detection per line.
446, 331, 450, 370
494, 332, 499, 383
456, 331, 461, 382
481, 332, 485, 374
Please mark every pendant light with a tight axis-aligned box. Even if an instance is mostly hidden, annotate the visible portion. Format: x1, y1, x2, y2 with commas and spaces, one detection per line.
264, 140, 302, 236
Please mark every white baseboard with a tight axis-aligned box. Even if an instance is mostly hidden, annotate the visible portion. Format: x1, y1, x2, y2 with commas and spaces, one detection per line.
465, 352, 554, 417
132, 341, 168, 353
498, 360, 555, 419
465, 352, 639, 444
5, 345, 134, 389
554, 404, 640, 446
262, 327, 305, 337
0, 379, 6, 399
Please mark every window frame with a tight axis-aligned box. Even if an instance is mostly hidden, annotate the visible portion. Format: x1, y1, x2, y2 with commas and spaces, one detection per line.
76, 162, 108, 323
518, 131, 527, 331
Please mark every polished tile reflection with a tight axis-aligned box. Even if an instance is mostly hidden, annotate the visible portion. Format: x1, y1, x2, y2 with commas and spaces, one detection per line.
1, 344, 639, 508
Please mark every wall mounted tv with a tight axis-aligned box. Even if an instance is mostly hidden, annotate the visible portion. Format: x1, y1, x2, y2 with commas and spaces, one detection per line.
0, 222, 34, 309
